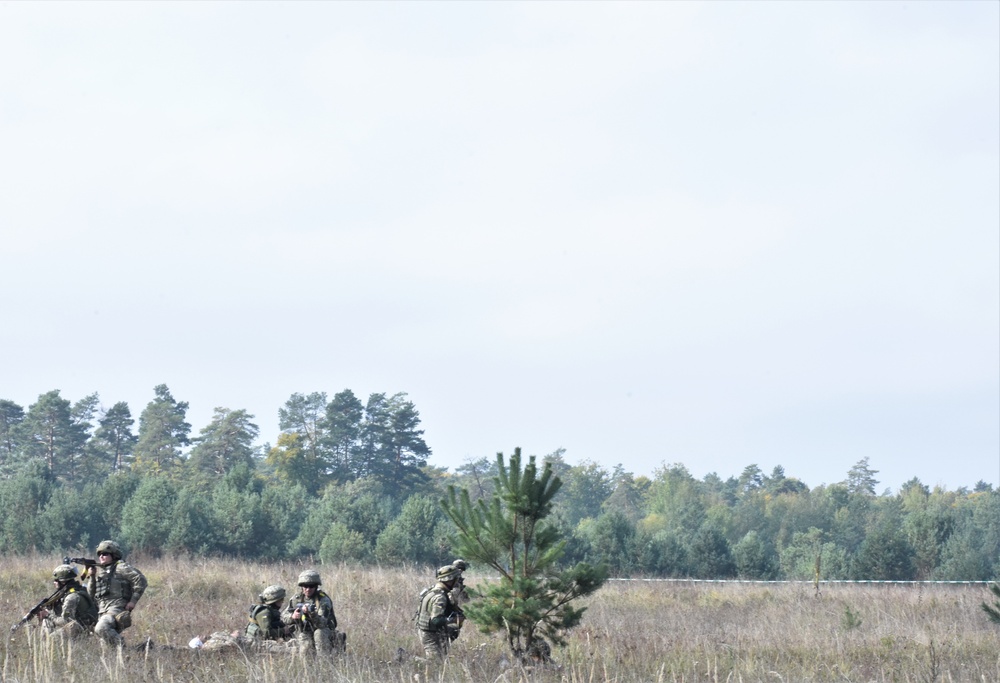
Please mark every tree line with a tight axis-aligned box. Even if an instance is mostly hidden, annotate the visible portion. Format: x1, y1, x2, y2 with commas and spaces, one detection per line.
0, 386, 997, 580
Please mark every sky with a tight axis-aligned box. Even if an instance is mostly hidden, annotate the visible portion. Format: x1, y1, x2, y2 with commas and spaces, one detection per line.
1, 1, 997, 493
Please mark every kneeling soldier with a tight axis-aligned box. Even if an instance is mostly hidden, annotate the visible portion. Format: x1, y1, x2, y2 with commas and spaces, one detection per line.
283, 569, 343, 654
39, 564, 98, 640
199, 584, 295, 653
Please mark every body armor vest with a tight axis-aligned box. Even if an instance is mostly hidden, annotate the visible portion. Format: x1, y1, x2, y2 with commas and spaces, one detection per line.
417, 586, 447, 631
93, 563, 133, 602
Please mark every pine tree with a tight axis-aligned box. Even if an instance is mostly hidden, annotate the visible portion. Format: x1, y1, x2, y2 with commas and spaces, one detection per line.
133, 385, 191, 475
981, 583, 1000, 624
94, 401, 137, 473
15, 390, 88, 481
188, 407, 259, 479
442, 448, 607, 660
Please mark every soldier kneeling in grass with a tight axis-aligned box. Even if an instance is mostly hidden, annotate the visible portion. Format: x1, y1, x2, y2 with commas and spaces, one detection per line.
197, 584, 296, 654
283, 569, 346, 654
38, 563, 98, 641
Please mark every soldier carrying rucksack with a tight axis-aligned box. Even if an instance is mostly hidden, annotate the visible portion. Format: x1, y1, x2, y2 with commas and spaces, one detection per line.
416, 565, 465, 658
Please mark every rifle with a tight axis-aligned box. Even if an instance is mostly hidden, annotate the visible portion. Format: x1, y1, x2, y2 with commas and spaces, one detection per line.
66, 556, 98, 579
293, 603, 320, 631
445, 606, 465, 640
10, 584, 69, 633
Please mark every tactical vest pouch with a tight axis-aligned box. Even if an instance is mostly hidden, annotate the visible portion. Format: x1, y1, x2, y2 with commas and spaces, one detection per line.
114, 610, 132, 631
245, 605, 266, 638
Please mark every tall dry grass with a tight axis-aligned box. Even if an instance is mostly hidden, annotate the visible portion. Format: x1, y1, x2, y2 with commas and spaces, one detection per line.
2, 554, 998, 682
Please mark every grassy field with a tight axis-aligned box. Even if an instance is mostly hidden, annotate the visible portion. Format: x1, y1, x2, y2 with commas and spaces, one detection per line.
1, 555, 998, 682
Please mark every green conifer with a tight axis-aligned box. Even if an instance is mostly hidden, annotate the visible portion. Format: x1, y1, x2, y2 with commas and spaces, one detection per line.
442, 448, 607, 661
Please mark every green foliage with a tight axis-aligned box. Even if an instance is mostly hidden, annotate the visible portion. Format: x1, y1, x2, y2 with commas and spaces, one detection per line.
275, 390, 432, 496
290, 478, 394, 559
188, 407, 259, 480
442, 448, 607, 658
166, 487, 218, 554
375, 494, 445, 564
120, 475, 178, 556
319, 522, 370, 563
636, 526, 689, 576
846, 457, 880, 496
452, 456, 499, 502
780, 525, 863, 581
14, 390, 89, 483
602, 471, 650, 522
37, 484, 104, 552
578, 509, 636, 573
647, 463, 706, 538
133, 385, 191, 476
841, 604, 863, 631
689, 525, 736, 578
94, 470, 142, 540
852, 525, 916, 580
380, 392, 431, 491
554, 459, 613, 527
733, 530, 778, 580
323, 389, 364, 483
93, 401, 137, 474
0, 459, 53, 550
980, 582, 1000, 624
0, 399, 25, 471
259, 483, 311, 553
2, 387, 999, 582
266, 432, 322, 494
210, 464, 273, 557
278, 391, 331, 491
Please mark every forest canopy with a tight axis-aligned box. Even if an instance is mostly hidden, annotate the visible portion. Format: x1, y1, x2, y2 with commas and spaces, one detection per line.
0, 386, 996, 581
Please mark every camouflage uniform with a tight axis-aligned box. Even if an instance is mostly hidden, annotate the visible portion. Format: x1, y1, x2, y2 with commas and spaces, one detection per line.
416, 566, 464, 658
87, 540, 147, 647
282, 570, 343, 654
449, 559, 470, 608
41, 565, 98, 640
198, 585, 296, 654
246, 602, 292, 640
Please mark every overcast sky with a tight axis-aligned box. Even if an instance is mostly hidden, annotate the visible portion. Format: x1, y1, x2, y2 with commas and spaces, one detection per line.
2, 1, 997, 493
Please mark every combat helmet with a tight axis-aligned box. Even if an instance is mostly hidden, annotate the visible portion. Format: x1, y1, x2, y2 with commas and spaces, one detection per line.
96, 539, 122, 559
451, 559, 469, 571
260, 585, 286, 605
297, 569, 322, 587
436, 565, 461, 582
52, 564, 78, 582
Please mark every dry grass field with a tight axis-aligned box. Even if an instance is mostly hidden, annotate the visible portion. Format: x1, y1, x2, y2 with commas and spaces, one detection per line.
1, 555, 998, 682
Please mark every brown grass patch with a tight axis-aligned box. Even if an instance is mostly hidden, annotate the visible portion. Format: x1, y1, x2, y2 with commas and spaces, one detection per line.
1, 555, 998, 681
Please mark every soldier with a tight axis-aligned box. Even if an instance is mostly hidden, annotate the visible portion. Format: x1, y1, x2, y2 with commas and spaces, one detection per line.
450, 559, 471, 607
87, 540, 147, 647
37, 564, 98, 640
283, 569, 343, 654
197, 584, 295, 653
416, 565, 464, 658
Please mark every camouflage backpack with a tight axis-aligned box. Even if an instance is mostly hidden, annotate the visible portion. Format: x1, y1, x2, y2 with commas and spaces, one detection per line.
245, 604, 268, 638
